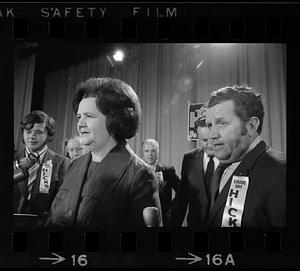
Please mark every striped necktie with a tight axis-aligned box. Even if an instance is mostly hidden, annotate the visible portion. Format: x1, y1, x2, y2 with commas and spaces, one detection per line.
209, 162, 231, 210
26, 145, 48, 200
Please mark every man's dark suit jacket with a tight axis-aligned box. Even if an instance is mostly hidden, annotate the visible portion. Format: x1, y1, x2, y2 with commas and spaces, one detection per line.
155, 163, 180, 224
207, 141, 286, 227
168, 148, 210, 227
14, 148, 70, 224
47, 140, 162, 228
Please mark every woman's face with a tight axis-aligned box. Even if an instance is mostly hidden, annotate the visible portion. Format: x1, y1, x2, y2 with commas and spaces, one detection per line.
76, 97, 113, 153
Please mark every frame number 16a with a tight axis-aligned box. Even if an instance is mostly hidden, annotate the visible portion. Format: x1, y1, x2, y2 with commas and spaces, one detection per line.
176, 253, 235, 266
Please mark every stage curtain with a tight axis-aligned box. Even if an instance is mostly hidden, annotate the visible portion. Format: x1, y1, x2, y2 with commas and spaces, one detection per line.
37, 43, 285, 176
14, 53, 36, 153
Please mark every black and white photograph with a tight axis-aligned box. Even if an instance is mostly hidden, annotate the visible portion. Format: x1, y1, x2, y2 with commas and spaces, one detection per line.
13, 43, 286, 228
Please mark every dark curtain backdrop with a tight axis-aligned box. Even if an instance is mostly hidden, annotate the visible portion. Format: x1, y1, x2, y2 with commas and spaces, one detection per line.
14, 43, 286, 176
14, 52, 36, 153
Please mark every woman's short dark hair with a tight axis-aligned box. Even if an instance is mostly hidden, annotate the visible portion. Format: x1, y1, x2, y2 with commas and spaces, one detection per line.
20, 110, 56, 141
207, 85, 265, 134
72, 77, 142, 141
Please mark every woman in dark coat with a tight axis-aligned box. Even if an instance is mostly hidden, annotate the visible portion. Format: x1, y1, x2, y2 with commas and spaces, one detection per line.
47, 77, 161, 227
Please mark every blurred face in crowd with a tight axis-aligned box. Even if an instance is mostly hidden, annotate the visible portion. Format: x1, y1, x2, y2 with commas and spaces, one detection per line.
197, 126, 214, 157
143, 142, 159, 166
23, 122, 48, 152
67, 137, 87, 160
206, 100, 251, 164
77, 97, 114, 154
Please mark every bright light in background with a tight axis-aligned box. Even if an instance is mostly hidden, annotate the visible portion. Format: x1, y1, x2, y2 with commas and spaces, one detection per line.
196, 60, 204, 69
113, 50, 124, 62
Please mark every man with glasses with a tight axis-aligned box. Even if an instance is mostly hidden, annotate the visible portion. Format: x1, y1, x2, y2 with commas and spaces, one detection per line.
65, 135, 88, 161
14, 110, 69, 225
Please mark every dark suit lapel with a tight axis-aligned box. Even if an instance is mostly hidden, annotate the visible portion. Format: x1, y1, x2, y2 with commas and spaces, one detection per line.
207, 141, 268, 226
156, 163, 163, 172
16, 148, 38, 200
63, 152, 90, 222
80, 141, 133, 204
16, 149, 28, 199
190, 150, 206, 195
17, 177, 28, 200
189, 149, 212, 223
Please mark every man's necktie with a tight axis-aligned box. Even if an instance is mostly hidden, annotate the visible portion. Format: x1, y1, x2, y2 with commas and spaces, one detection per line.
25, 145, 48, 200
204, 155, 214, 194
27, 161, 39, 199
210, 163, 231, 209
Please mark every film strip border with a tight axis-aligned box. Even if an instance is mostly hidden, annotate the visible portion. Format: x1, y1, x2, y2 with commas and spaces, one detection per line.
5, 229, 287, 267
0, 3, 299, 41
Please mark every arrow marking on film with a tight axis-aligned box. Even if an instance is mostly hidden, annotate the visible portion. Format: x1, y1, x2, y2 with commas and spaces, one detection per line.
39, 252, 66, 265
175, 252, 202, 265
